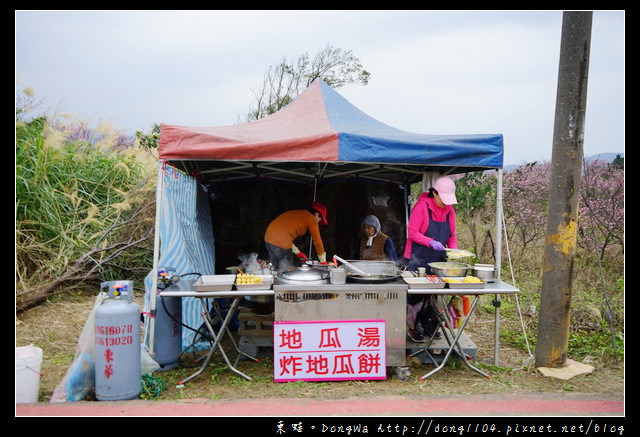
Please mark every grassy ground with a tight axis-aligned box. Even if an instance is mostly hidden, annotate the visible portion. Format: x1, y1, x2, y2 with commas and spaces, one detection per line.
16, 289, 624, 403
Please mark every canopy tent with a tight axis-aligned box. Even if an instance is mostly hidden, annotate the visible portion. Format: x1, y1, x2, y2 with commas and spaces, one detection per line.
145, 79, 506, 363
159, 78, 503, 185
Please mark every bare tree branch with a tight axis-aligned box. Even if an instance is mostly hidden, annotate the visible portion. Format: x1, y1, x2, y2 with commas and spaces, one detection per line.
243, 44, 370, 122
16, 198, 155, 312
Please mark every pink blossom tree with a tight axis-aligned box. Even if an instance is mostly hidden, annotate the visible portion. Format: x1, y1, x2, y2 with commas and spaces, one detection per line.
578, 158, 624, 258
502, 162, 551, 255
454, 171, 496, 260
501, 159, 624, 262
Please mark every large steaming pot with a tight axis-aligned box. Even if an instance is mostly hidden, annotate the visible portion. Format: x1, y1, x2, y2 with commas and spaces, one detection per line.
276, 264, 329, 285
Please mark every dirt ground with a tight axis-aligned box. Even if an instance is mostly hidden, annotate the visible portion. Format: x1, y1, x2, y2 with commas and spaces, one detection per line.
15, 291, 624, 403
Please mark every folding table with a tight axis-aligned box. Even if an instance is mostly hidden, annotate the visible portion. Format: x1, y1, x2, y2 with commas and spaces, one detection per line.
158, 280, 274, 384
407, 280, 519, 379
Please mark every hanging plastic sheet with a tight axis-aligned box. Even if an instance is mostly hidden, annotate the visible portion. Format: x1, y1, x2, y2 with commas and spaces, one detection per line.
143, 164, 216, 353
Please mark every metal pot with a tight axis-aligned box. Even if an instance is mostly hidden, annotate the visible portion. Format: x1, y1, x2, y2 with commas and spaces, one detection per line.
471, 264, 497, 282
276, 264, 329, 285
245, 297, 274, 315
428, 261, 470, 278
244, 291, 275, 315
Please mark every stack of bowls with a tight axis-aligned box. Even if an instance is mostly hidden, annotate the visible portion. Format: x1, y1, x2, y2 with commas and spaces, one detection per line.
471, 264, 497, 283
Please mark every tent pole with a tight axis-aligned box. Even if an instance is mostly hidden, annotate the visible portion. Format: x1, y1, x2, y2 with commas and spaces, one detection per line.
494, 169, 504, 365
148, 161, 164, 356
308, 175, 319, 259
404, 176, 410, 242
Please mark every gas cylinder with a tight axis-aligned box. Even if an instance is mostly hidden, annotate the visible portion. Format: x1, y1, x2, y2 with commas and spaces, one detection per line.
95, 280, 141, 401
153, 268, 182, 371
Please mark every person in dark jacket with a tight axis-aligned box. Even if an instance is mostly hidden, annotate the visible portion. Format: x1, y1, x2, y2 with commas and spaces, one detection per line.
357, 215, 398, 262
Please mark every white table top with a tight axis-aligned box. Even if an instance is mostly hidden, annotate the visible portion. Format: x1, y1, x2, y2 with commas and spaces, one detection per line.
157, 278, 519, 298
406, 280, 519, 295
156, 277, 273, 298
159, 289, 274, 298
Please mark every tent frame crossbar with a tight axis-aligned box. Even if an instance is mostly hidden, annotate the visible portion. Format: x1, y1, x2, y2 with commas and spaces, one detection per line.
174, 159, 487, 187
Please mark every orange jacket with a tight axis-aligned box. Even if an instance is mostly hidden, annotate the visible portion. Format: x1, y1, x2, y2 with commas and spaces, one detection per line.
264, 210, 325, 255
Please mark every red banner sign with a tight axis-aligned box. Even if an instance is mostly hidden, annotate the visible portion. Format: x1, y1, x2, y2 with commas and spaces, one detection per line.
273, 319, 386, 382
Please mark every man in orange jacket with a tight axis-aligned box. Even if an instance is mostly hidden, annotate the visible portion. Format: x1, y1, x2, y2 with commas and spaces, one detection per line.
264, 201, 329, 271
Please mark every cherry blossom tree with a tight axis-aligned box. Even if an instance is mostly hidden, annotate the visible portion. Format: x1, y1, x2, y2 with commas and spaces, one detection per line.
578, 158, 624, 258
501, 159, 624, 262
502, 162, 551, 255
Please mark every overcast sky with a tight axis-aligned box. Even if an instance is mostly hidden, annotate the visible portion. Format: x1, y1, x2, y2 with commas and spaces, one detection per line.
15, 10, 624, 166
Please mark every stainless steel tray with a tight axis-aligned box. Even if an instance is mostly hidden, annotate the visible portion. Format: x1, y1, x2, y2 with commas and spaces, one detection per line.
443, 277, 485, 289
235, 274, 273, 290
403, 276, 446, 289
194, 275, 235, 292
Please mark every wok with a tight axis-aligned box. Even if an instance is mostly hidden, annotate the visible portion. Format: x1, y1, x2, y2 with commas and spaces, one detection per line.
347, 273, 400, 284
333, 257, 401, 284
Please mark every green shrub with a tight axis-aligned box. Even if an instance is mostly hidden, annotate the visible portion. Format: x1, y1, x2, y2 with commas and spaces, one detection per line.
16, 116, 155, 309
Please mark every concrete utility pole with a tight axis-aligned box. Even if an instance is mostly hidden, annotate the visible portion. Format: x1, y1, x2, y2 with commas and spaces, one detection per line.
535, 11, 592, 368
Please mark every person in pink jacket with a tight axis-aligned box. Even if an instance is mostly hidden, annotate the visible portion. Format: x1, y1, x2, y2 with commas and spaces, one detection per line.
404, 176, 459, 342
403, 177, 458, 272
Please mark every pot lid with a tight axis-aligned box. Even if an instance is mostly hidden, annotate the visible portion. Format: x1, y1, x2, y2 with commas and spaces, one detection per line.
279, 264, 329, 281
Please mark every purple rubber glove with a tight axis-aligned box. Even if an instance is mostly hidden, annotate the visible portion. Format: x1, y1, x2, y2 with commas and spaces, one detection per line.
429, 240, 445, 251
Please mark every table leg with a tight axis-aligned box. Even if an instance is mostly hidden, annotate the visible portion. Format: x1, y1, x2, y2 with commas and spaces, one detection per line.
420, 295, 491, 380
418, 296, 457, 379
408, 296, 440, 365
201, 298, 253, 381
442, 296, 491, 377
178, 297, 253, 384
209, 301, 260, 366
177, 299, 218, 385
409, 341, 440, 365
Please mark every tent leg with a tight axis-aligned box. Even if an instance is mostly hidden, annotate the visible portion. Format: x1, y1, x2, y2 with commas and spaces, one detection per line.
148, 161, 164, 356
404, 181, 409, 241
493, 169, 503, 366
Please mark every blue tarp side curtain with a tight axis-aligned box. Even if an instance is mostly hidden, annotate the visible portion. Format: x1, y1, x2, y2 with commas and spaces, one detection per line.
143, 164, 216, 351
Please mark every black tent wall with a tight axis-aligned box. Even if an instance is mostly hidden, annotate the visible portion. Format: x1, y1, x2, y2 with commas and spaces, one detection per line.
207, 178, 406, 272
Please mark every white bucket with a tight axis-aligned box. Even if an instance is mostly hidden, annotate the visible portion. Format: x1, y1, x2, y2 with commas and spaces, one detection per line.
15, 344, 43, 403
